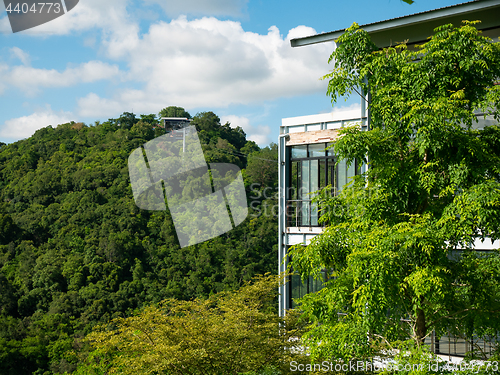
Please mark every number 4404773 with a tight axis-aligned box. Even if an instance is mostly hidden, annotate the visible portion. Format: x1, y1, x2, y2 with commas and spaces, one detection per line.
5, 3, 62, 14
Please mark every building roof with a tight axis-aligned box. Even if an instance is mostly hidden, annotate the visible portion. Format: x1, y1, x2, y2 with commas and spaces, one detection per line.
291, 0, 500, 48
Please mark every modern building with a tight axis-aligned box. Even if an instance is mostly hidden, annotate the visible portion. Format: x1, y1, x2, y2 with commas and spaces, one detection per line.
278, 0, 500, 358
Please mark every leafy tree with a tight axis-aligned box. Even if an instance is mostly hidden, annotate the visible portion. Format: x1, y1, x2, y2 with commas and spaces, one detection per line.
76, 274, 305, 375
289, 21, 500, 361
220, 121, 247, 150
158, 106, 191, 119
191, 111, 221, 135
115, 112, 138, 130
246, 143, 278, 189
241, 140, 260, 156
139, 114, 157, 125
0, 213, 21, 244
191, 111, 249, 167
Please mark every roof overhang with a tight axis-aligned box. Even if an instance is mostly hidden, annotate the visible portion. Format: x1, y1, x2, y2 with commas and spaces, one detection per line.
291, 0, 500, 48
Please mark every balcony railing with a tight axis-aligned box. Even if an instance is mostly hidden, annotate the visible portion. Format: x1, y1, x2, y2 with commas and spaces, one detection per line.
286, 199, 319, 227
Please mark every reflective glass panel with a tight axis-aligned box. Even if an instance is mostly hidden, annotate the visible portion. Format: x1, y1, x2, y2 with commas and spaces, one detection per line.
310, 159, 319, 193
337, 158, 347, 192
309, 143, 327, 157
329, 161, 336, 193
301, 160, 310, 225
326, 142, 335, 156
319, 159, 327, 189
290, 161, 299, 200
291, 145, 307, 159
310, 160, 319, 226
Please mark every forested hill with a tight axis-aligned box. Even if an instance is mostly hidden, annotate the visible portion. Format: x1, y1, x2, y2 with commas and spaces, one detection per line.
0, 107, 279, 374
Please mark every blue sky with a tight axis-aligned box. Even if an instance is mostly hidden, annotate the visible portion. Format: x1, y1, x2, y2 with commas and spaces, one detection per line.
0, 0, 467, 146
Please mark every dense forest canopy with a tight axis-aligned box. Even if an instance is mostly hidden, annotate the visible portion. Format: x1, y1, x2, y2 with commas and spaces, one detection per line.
0, 106, 279, 374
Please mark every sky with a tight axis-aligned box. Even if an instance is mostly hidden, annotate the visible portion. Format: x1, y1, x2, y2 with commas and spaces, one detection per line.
0, 0, 468, 146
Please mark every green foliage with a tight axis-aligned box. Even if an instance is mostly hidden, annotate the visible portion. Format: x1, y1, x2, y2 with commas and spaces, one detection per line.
76, 274, 306, 375
158, 106, 191, 119
0, 109, 278, 373
193, 111, 247, 152
0, 211, 22, 244
290, 22, 500, 362
245, 143, 279, 189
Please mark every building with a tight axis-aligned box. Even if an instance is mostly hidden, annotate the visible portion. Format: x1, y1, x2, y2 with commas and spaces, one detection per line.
278, 0, 500, 358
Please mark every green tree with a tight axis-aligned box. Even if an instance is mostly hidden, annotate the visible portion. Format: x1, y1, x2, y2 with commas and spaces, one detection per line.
76, 274, 305, 375
192, 111, 221, 135
139, 114, 157, 125
289, 22, 500, 361
241, 140, 260, 156
245, 143, 278, 189
0, 213, 21, 244
115, 112, 138, 130
158, 106, 191, 119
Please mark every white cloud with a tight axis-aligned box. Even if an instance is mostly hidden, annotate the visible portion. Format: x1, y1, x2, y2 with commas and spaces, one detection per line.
77, 18, 333, 118
331, 102, 362, 114
0, 15, 10, 33
248, 125, 271, 146
0, 106, 74, 139
9, 47, 30, 65
0, 63, 8, 95
221, 114, 271, 146
143, 0, 248, 17
1, 0, 138, 37
77, 93, 123, 118
2, 60, 121, 95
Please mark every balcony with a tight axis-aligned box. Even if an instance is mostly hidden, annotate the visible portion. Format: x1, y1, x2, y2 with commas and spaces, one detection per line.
286, 199, 319, 227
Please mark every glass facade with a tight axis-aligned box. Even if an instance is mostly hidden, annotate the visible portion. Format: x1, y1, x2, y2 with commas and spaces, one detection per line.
287, 143, 358, 227
289, 265, 328, 309
286, 143, 359, 309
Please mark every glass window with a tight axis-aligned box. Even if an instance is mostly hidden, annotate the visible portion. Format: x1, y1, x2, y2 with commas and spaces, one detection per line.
287, 144, 359, 226
290, 274, 308, 308
300, 160, 310, 225
296, 159, 319, 197
301, 160, 310, 195
319, 159, 327, 190
310, 270, 327, 293
329, 161, 337, 192
337, 158, 357, 192
289, 269, 328, 308
310, 160, 319, 194
310, 160, 319, 226
291, 145, 307, 159
337, 158, 347, 192
326, 142, 335, 156
289, 161, 299, 200
309, 143, 327, 157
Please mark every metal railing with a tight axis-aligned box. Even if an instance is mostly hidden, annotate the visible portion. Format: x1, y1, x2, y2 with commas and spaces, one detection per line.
424, 332, 498, 359
286, 199, 319, 227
